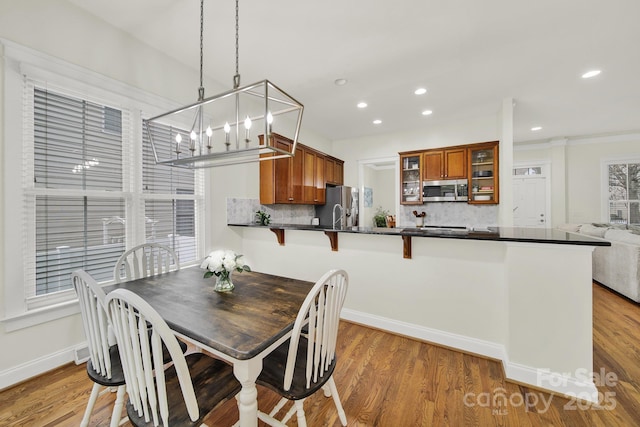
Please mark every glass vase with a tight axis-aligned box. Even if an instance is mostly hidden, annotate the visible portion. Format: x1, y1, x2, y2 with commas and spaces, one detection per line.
214, 271, 234, 292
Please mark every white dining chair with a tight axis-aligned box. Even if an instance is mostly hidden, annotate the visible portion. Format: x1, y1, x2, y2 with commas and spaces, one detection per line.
255, 269, 349, 427
113, 243, 180, 283
105, 288, 241, 426
72, 270, 127, 427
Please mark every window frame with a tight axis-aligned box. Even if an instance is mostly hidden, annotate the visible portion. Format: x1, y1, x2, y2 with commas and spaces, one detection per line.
602, 157, 640, 225
1, 40, 204, 331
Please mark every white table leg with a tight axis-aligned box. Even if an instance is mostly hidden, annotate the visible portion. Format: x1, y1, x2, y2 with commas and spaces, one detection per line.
233, 358, 262, 427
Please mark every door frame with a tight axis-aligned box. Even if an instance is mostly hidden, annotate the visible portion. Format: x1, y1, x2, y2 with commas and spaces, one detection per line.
358, 156, 399, 228
512, 161, 552, 227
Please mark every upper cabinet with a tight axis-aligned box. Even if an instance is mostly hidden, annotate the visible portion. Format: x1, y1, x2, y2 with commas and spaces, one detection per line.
400, 153, 422, 204
260, 133, 342, 205
423, 148, 466, 181
325, 156, 344, 186
468, 141, 499, 204
400, 141, 499, 205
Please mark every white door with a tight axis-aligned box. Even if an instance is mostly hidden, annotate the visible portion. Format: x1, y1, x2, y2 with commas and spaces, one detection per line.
513, 177, 547, 227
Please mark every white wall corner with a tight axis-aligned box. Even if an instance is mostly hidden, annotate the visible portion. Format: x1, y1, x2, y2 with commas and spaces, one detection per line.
499, 97, 514, 226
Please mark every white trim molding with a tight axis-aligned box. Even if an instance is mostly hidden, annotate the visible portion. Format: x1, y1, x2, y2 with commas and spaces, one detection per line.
341, 308, 599, 403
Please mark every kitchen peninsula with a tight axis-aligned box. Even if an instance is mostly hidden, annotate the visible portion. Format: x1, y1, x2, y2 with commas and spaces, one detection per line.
229, 221, 609, 402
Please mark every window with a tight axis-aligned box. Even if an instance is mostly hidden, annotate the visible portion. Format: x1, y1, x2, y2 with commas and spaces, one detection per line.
607, 162, 640, 225
25, 85, 200, 302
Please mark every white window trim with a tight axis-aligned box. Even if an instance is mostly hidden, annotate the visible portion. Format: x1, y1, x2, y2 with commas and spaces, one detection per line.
1, 40, 204, 331
601, 156, 640, 224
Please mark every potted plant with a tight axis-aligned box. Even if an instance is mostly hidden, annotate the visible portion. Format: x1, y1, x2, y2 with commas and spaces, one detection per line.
373, 206, 389, 227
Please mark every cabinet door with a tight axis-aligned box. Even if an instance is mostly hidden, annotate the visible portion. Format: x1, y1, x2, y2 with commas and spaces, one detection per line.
302, 148, 316, 203
400, 154, 422, 204
423, 151, 443, 180
444, 149, 466, 179
334, 161, 344, 185
315, 154, 326, 204
290, 145, 304, 203
468, 141, 499, 204
260, 135, 292, 204
274, 138, 293, 203
325, 158, 335, 184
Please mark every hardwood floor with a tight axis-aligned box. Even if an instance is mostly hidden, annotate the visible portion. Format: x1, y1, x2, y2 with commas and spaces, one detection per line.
1, 282, 639, 426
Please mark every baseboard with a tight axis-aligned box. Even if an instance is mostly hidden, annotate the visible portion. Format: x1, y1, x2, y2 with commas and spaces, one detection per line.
0, 345, 78, 391
341, 308, 507, 360
341, 308, 598, 403
504, 359, 599, 403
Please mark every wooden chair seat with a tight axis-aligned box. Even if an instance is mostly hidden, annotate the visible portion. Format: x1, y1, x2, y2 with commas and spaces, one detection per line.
254, 269, 349, 427
126, 353, 241, 427
257, 337, 337, 400
106, 288, 241, 427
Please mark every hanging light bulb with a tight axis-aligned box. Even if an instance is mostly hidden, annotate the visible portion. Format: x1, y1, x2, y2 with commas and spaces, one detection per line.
244, 116, 252, 144
224, 122, 231, 150
206, 126, 213, 150
189, 130, 197, 153
266, 112, 273, 136
175, 133, 182, 155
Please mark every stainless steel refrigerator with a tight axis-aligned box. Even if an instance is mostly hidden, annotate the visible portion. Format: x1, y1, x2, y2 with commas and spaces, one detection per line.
316, 185, 359, 229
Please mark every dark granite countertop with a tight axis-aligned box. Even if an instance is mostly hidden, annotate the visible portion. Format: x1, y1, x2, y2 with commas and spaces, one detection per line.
228, 223, 610, 246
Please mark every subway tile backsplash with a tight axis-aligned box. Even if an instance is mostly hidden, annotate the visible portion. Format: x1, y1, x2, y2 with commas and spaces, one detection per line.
226, 198, 316, 225
227, 198, 497, 229
398, 203, 498, 229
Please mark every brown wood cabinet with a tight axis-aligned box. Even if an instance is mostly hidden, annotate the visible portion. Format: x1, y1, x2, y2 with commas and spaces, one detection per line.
260, 133, 341, 205
325, 156, 344, 186
423, 148, 466, 181
302, 147, 326, 204
400, 152, 422, 204
468, 141, 499, 204
400, 141, 498, 205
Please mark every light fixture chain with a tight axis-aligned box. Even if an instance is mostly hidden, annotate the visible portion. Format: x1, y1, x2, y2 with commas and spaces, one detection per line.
198, 0, 204, 100
233, 0, 240, 88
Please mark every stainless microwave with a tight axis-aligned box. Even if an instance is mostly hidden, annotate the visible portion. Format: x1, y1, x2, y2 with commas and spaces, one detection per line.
423, 179, 468, 202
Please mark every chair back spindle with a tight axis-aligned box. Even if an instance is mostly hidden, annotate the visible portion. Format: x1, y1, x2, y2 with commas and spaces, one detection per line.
113, 243, 180, 283
107, 289, 200, 425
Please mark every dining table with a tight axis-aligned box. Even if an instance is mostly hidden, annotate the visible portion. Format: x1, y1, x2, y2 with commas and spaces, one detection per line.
104, 266, 314, 427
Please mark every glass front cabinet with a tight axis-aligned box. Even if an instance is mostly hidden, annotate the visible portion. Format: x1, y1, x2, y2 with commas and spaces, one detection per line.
468, 141, 499, 204
400, 153, 422, 204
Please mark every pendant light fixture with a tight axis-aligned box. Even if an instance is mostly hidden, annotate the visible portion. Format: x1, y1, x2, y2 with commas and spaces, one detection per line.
144, 0, 303, 168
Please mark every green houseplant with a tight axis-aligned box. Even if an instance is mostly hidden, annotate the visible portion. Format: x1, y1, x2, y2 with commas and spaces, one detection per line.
373, 206, 389, 227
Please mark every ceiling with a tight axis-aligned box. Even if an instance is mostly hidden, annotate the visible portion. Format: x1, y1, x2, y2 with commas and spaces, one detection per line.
66, 0, 640, 144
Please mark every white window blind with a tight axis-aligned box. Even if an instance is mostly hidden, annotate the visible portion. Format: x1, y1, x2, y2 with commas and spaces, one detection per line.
25, 84, 201, 302
607, 162, 640, 225
28, 86, 129, 298
142, 121, 199, 264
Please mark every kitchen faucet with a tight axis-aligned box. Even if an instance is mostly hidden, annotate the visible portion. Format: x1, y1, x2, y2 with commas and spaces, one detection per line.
332, 204, 344, 230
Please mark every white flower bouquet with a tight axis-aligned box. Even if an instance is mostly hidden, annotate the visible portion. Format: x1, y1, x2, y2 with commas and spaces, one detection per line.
201, 249, 251, 281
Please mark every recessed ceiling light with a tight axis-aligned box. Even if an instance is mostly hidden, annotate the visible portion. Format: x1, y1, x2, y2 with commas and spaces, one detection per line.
334, 78, 348, 86
422, 110, 433, 116
414, 88, 427, 95
531, 126, 542, 131
357, 102, 368, 108
373, 119, 382, 125
582, 70, 601, 79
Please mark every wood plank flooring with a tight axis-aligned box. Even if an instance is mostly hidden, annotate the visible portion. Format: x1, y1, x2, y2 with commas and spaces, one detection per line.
1, 282, 639, 426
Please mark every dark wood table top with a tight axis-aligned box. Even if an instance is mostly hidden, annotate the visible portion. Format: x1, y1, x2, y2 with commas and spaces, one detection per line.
104, 267, 314, 360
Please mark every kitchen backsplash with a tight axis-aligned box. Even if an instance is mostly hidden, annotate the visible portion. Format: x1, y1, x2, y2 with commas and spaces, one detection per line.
228, 197, 497, 229
398, 203, 498, 229
226, 198, 316, 225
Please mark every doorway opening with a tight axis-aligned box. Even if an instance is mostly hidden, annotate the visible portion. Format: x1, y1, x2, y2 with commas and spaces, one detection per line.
358, 157, 398, 228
